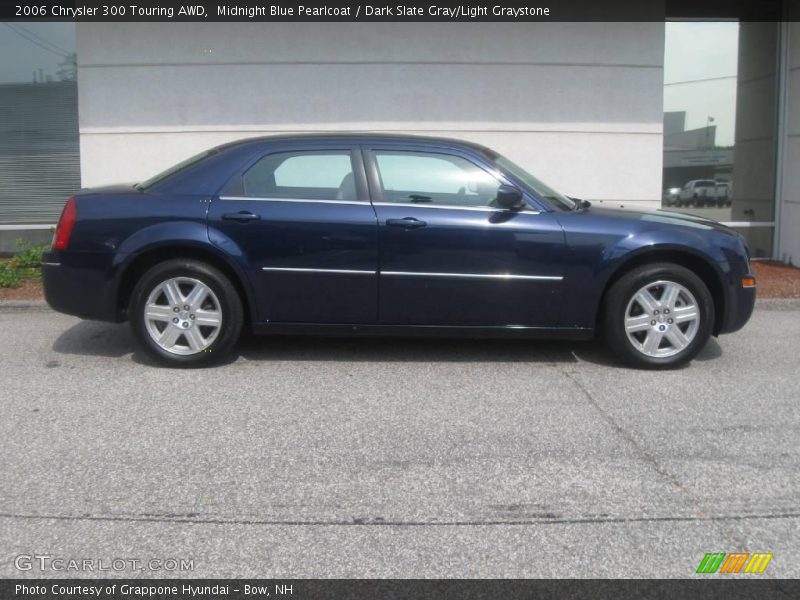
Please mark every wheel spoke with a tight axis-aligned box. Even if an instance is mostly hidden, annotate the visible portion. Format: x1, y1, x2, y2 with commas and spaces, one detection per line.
184, 283, 208, 310
635, 289, 659, 314
194, 309, 221, 327
661, 283, 681, 310
162, 280, 183, 306
183, 327, 205, 351
672, 305, 698, 323
145, 304, 174, 322
625, 313, 652, 333
665, 327, 690, 350
157, 326, 182, 348
642, 330, 663, 355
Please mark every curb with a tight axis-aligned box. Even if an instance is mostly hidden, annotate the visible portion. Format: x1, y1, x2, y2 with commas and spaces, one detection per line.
754, 298, 800, 311
0, 300, 51, 312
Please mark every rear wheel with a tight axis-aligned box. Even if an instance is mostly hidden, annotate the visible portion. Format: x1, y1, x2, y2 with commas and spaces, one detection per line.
130, 259, 243, 367
603, 263, 714, 368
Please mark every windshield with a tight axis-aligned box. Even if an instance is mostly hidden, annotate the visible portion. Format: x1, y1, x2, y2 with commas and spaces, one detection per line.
493, 154, 577, 211
136, 149, 217, 190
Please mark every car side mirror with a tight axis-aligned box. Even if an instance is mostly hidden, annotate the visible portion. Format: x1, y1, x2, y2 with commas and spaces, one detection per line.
495, 184, 524, 210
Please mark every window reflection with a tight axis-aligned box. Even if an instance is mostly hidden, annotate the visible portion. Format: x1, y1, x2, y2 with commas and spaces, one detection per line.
662, 21, 778, 257
0, 23, 79, 225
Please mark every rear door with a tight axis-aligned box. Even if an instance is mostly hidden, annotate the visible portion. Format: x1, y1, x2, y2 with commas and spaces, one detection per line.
208, 144, 378, 324
365, 145, 566, 327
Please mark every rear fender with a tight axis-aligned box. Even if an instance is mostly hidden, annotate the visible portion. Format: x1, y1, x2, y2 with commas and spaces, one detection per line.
111, 221, 258, 322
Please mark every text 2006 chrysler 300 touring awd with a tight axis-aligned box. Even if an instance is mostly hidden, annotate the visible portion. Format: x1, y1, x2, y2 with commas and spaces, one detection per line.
42, 134, 756, 368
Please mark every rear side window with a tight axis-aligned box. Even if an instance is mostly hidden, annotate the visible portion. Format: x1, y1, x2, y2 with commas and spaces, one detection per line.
137, 149, 217, 190
373, 151, 501, 208
231, 151, 358, 201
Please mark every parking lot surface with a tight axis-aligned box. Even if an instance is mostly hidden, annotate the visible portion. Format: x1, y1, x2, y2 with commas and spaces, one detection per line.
0, 302, 798, 578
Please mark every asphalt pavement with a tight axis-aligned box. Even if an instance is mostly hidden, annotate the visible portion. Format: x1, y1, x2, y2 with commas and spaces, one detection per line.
0, 301, 798, 578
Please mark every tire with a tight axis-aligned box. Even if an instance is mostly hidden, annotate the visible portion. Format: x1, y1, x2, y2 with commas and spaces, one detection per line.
602, 263, 714, 369
130, 259, 244, 367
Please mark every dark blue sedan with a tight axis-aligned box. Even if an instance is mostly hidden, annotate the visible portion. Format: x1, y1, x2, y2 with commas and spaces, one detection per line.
42, 134, 756, 368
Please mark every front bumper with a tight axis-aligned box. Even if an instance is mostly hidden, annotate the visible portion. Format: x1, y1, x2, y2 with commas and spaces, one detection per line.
717, 272, 756, 335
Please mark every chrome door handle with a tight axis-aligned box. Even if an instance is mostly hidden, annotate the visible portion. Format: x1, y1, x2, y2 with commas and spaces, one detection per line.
222, 211, 261, 223
386, 217, 427, 229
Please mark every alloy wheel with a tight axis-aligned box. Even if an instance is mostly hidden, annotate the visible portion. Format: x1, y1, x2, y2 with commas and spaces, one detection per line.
623, 280, 700, 358
143, 277, 223, 355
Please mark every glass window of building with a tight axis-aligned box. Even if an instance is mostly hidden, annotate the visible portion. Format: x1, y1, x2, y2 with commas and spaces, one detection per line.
0, 22, 79, 229
662, 21, 779, 258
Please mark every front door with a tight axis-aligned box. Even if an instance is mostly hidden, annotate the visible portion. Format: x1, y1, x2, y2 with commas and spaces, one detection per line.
208, 145, 378, 324
365, 147, 566, 327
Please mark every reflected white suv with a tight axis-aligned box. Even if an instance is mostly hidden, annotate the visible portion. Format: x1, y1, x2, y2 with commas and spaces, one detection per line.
677, 180, 717, 207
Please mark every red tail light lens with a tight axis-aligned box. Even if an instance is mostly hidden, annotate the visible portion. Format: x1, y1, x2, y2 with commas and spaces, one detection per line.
52, 197, 77, 250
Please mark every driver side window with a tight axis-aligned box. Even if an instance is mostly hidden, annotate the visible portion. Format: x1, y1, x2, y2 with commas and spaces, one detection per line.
373, 151, 502, 208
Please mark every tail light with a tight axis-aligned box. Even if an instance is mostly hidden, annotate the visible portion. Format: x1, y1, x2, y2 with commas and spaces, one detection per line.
52, 196, 77, 250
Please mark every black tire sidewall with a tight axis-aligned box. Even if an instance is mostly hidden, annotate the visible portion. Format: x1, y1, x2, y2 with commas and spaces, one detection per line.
603, 263, 714, 368
130, 259, 244, 367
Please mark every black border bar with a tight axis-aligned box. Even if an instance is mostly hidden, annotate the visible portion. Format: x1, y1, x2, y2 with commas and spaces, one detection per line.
3, 580, 800, 600
1, 0, 788, 22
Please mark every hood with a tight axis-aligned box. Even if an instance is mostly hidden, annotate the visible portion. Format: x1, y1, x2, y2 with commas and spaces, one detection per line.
584, 202, 735, 235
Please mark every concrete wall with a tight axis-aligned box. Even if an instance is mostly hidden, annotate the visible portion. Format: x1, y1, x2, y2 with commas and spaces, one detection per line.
778, 12, 800, 266
76, 22, 665, 206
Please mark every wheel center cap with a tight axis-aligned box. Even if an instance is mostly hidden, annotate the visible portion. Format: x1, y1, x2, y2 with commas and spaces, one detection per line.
656, 314, 667, 324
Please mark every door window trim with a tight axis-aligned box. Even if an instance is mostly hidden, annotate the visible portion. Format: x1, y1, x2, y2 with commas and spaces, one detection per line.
216, 145, 370, 203
370, 201, 538, 214
219, 196, 367, 206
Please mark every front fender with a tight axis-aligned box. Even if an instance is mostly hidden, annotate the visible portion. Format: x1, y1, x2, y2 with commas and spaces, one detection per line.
559, 222, 730, 329
603, 228, 728, 268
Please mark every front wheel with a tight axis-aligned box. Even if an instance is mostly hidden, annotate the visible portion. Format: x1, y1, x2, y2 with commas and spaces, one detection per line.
130, 259, 244, 367
603, 263, 714, 368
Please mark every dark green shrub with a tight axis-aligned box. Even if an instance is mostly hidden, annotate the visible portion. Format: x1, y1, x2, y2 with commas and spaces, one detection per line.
0, 261, 21, 288
13, 238, 50, 269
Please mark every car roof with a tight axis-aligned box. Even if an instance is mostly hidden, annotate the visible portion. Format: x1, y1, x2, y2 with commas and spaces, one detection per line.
215, 133, 496, 156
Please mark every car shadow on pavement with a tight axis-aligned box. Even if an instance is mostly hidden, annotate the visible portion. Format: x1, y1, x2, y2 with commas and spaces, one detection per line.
51, 319, 723, 369
236, 334, 589, 364
52, 320, 135, 358
693, 336, 723, 361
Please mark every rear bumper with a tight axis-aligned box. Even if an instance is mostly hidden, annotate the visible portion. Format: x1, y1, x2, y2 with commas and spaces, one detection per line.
42, 250, 121, 322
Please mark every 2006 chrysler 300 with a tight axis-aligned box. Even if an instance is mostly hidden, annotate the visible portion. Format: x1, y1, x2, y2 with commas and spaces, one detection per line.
42, 134, 756, 368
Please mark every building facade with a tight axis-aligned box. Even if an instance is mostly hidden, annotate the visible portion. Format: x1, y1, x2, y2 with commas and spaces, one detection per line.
0, 17, 798, 265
